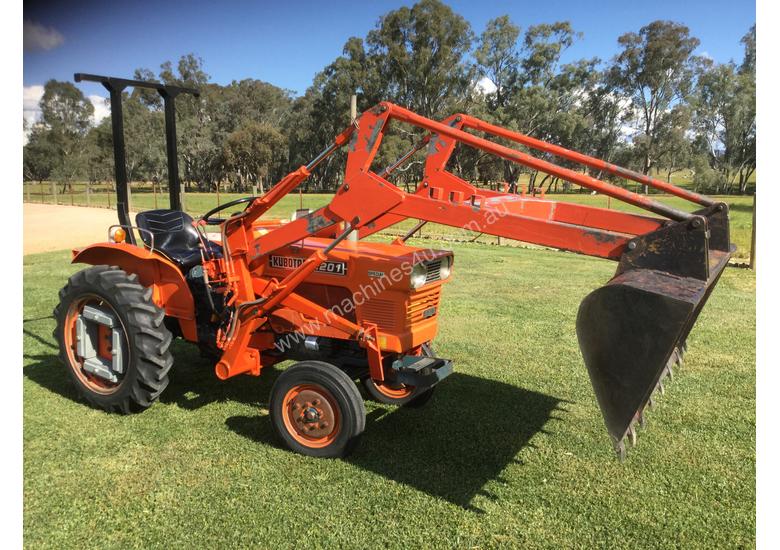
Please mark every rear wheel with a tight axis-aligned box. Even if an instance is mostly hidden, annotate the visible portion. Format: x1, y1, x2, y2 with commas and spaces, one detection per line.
270, 361, 365, 458
53, 265, 173, 413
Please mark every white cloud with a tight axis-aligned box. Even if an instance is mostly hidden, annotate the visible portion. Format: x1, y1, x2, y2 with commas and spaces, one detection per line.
22, 86, 110, 144
23, 85, 44, 143
89, 95, 110, 125
475, 76, 497, 95
23, 20, 64, 52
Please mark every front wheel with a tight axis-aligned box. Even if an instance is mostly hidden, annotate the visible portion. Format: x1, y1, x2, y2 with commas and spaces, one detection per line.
361, 342, 437, 407
360, 377, 435, 407
269, 361, 366, 458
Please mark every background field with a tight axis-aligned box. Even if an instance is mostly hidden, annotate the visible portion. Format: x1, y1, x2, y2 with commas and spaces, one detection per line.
23, 238, 755, 548
23, 187, 756, 260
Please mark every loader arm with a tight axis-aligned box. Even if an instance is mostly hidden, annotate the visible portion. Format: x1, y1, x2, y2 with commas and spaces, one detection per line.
216, 101, 733, 458
430, 113, 715, 206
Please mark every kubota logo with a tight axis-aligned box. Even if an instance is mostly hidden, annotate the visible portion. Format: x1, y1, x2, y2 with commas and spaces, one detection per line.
269, 255, 347, 276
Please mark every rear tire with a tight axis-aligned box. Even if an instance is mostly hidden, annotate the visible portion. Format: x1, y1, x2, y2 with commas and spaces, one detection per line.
270, 361, 365, 458
53, 265, 173, 413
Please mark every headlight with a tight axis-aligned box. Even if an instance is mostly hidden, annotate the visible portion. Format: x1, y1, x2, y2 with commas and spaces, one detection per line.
410, 263, 427, 289
439, 256, 452, 279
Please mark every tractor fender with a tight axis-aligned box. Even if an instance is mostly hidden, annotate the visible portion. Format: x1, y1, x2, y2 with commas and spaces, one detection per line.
72, 243, 198, 341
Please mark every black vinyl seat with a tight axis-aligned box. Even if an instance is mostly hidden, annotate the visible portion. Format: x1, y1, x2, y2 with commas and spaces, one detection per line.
135, 209, 222, 270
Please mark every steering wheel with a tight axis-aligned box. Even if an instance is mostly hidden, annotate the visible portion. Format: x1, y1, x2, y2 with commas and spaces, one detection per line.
201, 196, 258, 225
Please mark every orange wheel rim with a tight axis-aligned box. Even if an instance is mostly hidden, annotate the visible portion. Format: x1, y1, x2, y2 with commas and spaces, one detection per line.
282, 384, 341, 448
373, 381, 415, 399
63, 294, 126, 395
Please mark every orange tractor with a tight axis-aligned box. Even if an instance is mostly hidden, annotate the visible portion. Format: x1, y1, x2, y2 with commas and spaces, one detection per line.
55, 74, 733, 459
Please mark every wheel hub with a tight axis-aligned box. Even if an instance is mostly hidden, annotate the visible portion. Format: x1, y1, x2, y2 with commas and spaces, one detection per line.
287, 388, 336, 439
74, 304, 124, 383
64, 296, 127, 394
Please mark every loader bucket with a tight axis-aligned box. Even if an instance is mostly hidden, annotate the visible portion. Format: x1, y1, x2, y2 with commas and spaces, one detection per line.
576, 204, 735, 458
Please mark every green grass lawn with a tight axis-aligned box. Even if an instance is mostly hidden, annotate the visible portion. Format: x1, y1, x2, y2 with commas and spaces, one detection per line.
23, 240, 755, 548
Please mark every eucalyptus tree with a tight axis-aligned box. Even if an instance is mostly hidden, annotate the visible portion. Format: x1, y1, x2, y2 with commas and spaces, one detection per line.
609, 20, 701, 190
692, 26, 755, 193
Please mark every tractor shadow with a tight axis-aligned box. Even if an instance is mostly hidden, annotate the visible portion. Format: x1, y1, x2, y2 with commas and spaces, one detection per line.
346, 373, 564, 511
22, 339, 280, 411
227, 370, 565, 511
24, 338, 564, 511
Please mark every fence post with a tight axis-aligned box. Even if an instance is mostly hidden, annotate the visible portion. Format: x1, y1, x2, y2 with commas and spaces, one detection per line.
181, 182, 186, 212
153, 181, 158, 209
750, 192, 756, 270
51, 181, 57, 205
25, 182, 30, 202
86, 181, 91, 207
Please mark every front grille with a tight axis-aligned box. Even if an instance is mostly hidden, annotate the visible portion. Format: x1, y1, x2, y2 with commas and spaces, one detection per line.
359, 287, 442, 332
424, 259, 442, 284
361, 299, 400, 331
406, 287, 441, 324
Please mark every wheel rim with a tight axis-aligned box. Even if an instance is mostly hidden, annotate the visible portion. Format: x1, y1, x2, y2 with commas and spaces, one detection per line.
370, 346, 427, 399
372, 380, 415, 399
63, 294, 127, 395
282, 384, 341, 448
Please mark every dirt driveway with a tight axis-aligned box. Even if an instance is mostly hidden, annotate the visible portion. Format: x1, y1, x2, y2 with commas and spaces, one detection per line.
24, 204, 120, 255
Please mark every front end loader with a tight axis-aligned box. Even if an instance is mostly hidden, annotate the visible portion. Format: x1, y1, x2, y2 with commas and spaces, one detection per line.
54, 74, 733, 459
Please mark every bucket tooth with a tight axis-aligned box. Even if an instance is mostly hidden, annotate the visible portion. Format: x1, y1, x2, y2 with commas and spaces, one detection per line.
658, 379, 665, 396
629, 425, 637, 447
614, 439, 626, 462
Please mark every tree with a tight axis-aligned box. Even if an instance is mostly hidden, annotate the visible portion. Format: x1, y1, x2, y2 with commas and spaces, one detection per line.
23, 124, 56, 183
579, 74, 629, 170
36, 80, 95, 191
609, 21, 700, 191
223, 122, 286, 193
475, 16, 520, 109
692, 39, 755, 193
365, 0, 475, 118
654, 104, 693, 182
489, 21, 590, 190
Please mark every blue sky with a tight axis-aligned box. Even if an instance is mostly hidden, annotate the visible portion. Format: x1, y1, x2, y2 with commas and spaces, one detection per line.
23, 0, 755, 125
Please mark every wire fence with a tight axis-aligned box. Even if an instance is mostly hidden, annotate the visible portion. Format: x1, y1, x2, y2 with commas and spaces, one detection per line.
22, 180, 756, 264
23, 181, 186, 210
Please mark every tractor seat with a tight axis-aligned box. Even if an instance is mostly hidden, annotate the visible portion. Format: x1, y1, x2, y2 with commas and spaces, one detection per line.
135, 209, 222, 270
